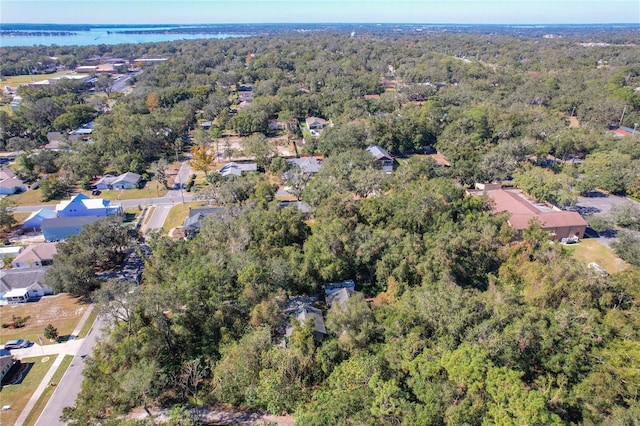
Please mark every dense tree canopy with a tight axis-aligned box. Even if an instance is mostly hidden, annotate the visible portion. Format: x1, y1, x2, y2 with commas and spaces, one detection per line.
4, 27, 640, 425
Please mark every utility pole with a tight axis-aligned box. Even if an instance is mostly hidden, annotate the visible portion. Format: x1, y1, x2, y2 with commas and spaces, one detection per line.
619, 105, 627, 127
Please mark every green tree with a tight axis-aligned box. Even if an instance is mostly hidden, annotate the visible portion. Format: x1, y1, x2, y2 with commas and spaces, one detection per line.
240, 133, 276, 169
44, 323, 58, 341
0, 198, 17, 231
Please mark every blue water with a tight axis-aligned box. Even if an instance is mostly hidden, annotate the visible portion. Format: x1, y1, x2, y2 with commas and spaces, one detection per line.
0, 27, 247, 47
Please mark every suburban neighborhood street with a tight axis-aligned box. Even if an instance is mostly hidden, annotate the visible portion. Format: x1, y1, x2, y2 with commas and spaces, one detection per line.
35, 315, 106, 426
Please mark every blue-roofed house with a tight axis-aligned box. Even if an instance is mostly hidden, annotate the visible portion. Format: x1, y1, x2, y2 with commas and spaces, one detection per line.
22, 208, 57, 230
366, 145, 394, 173
41, 216, 102, 242
55, 193, 121, 218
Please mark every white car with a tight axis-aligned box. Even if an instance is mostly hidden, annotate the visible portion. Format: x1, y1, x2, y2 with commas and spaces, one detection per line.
4, 339, 31, 350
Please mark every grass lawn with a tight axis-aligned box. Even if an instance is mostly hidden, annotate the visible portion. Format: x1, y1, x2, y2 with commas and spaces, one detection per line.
143, 206, 156, 226
0, 294, 89, 344
23, 355, 73, 425
162, 201, 206, 234
565, 238, 629, 274
0, 71, 71, 86
0, 355, 55, 426
8, 189, 57, 206
12, 212, 31, 223
76, 306, 98, 339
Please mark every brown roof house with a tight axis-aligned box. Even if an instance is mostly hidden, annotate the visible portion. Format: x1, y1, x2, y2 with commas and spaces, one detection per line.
11, 243, 57, 269
470, 187, 587, 240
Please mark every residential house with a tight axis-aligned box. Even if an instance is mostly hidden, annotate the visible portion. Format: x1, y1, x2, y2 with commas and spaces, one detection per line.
0, 349, 15, 384
56, 193, 122, 218
286, 157, 322, 175
0, 177, 27, 195
326, 287, 357, 309
69, 121, 95, 141
366, 145, 394, 173
324, 280, 356, 296
278, 201, 314, 219
0, 168, 27, 195
219, 162, 258, 177
11, 243, 57, 269
285, 305, 327, 342
268, 120, 286, 131
41, 216, 102, 242
0, 246, 23, 267
469, 187, 587, 240
305, 117, 328, 131
22, 208, 58, 230
182, 207, 226, 238
44, 132, 73, 151
0, 267, 52, 303
0, 167, 14, 181
95, 172, 141, 190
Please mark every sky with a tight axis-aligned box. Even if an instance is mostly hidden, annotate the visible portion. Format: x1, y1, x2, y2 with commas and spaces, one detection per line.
2, 0, 639, 25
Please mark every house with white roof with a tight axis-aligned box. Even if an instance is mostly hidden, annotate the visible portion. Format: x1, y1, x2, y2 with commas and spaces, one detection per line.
56, 193, 121, 218
219, 162, 258, 177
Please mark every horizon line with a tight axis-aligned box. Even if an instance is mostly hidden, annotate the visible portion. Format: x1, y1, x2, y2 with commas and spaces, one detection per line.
3, 22, 640, 26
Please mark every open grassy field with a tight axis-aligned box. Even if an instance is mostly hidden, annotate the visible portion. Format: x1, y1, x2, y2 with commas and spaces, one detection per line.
0, 355, 55, 426
23, 355, 73, 425
0, 71, 71, 86
0, 294, 89, 344
565, 238, 629, 274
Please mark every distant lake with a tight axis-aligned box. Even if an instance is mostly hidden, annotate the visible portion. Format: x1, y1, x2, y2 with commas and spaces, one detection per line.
0, 26, 248, 47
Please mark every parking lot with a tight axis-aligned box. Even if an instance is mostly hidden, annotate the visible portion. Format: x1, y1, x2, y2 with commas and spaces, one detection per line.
573, 190, 640, 217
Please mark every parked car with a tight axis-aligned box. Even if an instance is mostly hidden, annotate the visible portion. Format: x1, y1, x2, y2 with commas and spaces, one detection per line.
4, 339, 31, 350
91, 189, 101, 196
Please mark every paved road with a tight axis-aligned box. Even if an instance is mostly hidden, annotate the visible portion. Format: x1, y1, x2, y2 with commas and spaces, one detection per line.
35, 316, 106, 426
13, 161, 194, 223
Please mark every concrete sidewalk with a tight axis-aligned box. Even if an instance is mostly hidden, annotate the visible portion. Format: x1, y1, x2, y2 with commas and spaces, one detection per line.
14, 354, 66, 426
12, 304, 95, 426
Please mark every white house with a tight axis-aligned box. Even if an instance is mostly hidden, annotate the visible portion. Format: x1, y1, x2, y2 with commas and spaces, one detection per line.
95, 172, 141, 190
56, 193, 121, 218
0, 267, 52, 303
